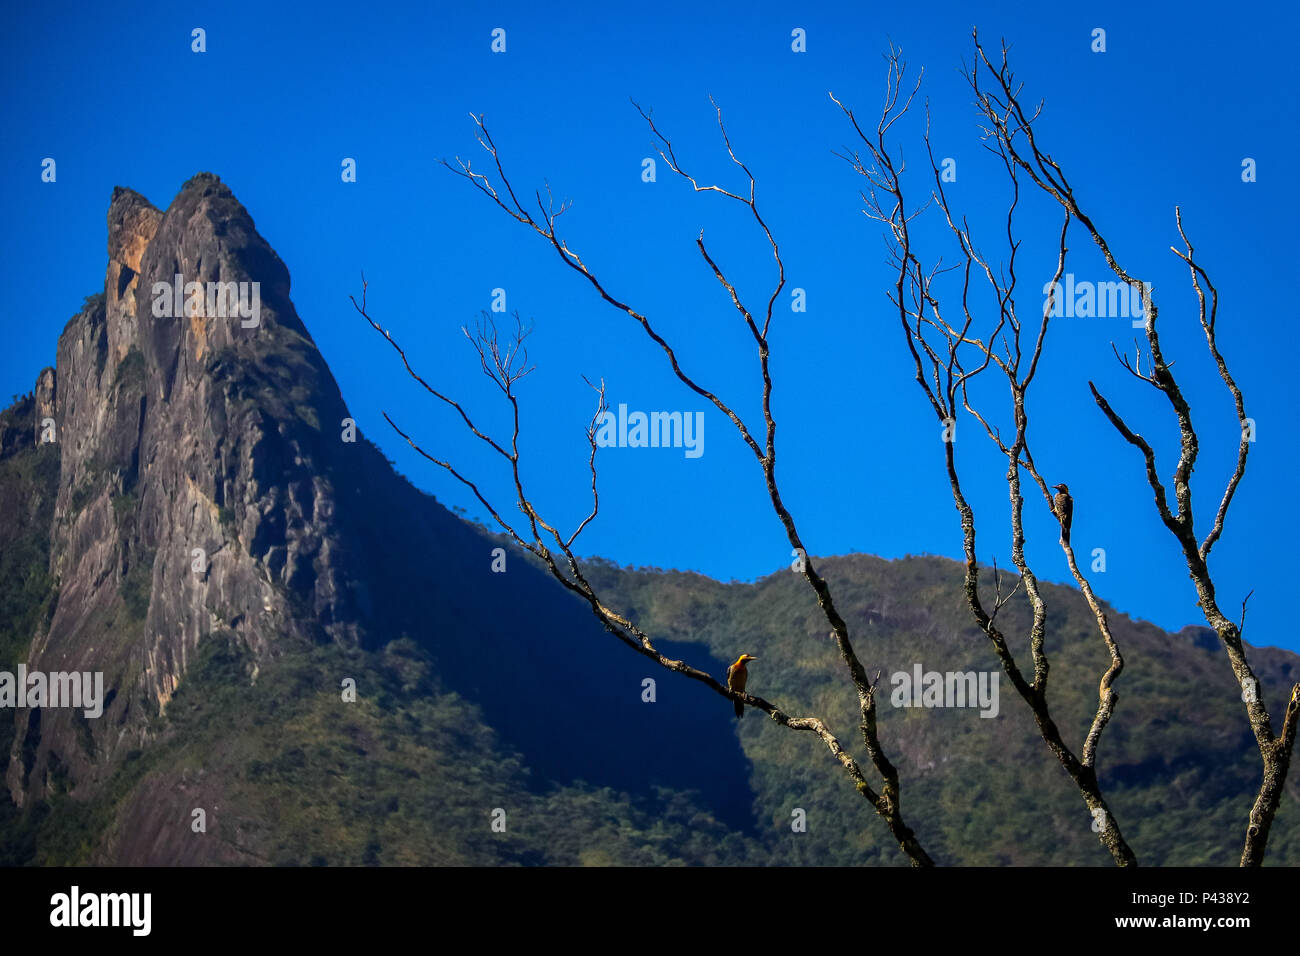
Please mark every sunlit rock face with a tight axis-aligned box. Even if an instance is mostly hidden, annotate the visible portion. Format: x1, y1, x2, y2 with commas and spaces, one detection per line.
6, 174, 367, 806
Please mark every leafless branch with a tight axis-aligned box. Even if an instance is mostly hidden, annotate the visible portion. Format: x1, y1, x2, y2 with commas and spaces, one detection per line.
418, 100, 940, 864
834, 38, 1137, 865
967, 29, 1298, 865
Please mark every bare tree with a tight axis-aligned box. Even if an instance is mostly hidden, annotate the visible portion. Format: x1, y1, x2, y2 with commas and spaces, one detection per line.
833, 31, 1298, 866
972, 33, 1298, 867
352, 103, 936, 865
832, 43, 1135, 866
355, 35, 1296, 867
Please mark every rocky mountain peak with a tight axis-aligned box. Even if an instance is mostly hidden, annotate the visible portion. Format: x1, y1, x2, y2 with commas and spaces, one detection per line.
6, 175, 363, 805
107, 186, 161, 274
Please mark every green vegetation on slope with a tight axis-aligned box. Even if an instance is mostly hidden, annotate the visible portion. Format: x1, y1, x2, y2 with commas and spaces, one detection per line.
0, 432, 60, 865
15, 632, 764, 866
584, 553, 1300, 866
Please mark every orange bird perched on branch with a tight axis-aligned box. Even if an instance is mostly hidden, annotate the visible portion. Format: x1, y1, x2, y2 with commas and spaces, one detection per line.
727, 654, 757, 718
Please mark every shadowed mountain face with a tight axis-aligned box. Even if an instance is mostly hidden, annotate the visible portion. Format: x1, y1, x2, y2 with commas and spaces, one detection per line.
0, 177, 1295, 866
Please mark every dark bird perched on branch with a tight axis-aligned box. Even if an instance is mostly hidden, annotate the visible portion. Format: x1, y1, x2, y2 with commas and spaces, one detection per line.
1053, 483, 1073, 543
726, 654, 757, 718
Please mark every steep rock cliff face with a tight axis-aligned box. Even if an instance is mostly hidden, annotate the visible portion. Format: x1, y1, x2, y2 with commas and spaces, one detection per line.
6, 175, 375, 804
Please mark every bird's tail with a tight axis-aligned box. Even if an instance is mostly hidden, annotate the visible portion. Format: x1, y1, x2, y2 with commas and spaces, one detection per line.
734, 699, 744, 719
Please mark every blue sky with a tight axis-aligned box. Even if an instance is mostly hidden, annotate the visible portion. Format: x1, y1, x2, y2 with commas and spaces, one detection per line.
3, 0, 1298, 655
